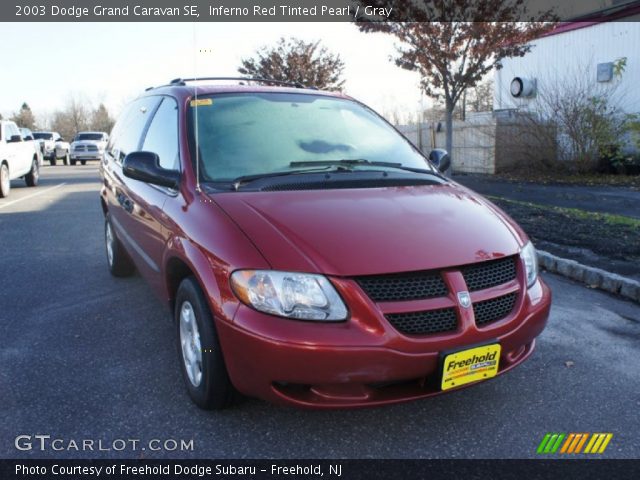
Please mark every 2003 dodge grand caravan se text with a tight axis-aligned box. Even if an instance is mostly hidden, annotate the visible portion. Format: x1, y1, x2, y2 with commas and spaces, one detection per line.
100, 77, 551, 409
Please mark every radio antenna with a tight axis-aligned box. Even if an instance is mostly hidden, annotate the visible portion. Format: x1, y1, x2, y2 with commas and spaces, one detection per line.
193, 23, 201, 193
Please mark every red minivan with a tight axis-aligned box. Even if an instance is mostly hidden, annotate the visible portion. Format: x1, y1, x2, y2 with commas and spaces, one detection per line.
100, 78, 551, 409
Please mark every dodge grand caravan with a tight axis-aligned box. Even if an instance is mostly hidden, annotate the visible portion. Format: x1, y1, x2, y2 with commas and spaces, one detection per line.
99, 78, 551, 409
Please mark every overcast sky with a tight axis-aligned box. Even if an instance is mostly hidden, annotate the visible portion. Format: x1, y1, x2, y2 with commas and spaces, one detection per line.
1, 22, 427, 124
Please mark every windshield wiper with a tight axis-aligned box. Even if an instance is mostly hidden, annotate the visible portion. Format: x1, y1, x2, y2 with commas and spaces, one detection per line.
230, 159, 443, 191
230, 165, 351, 191
290, 159, 441, 176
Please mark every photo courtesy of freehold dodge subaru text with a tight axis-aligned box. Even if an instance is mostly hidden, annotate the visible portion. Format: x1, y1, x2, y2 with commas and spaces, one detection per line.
1, 1, 639, 479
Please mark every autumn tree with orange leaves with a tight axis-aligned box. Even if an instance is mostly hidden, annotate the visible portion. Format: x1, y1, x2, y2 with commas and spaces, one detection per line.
355, 0, 555, 171
239, 37, 345, 91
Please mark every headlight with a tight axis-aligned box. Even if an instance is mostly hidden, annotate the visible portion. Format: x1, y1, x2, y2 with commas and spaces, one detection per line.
230, 270, 348, 321
520, 241, 538, 288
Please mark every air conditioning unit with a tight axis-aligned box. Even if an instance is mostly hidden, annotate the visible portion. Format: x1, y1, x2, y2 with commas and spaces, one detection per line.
510, 77, 536, 98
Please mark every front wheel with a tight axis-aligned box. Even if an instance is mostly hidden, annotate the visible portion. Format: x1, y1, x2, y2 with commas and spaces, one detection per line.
50, 156, 57, 166
25, 158, 39, 187
0, 163, 10, 198
176, 277, 235, 410
70, 158, 77, 166
105, 214, 135, 277
80, 160, 87, 166
63, 152, 69, 166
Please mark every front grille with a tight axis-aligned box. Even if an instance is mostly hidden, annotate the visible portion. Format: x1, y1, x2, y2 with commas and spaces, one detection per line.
473, 292, 517, 326
74, 145, 85, 152
87, 145, 98, 151
461, 256, 517, 291
356, 271, 448, 302
385, 308, 457, 335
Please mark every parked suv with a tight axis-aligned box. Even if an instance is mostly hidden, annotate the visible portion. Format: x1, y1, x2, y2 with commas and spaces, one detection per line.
70, 131, 108, 165
100, 78, 551, 410
1, 120, 40, 197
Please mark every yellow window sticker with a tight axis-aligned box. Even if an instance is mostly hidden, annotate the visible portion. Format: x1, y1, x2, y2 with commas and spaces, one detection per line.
190, 98, 213, 107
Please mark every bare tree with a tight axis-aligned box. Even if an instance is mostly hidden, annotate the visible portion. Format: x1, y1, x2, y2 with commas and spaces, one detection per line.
51, 94, 91, 140
239, 37, 345, 90
90, 103, 115, 133
467, 80, 494, 113
518, 59, 634, 173
355, 1, 554, 170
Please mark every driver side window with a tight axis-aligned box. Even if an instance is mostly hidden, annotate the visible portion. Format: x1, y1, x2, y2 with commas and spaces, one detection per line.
142, 97, 179, 171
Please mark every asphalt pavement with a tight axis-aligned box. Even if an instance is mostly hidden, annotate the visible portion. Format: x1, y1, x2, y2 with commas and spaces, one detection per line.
1, 166, 639, 459
453, 173, 640, 219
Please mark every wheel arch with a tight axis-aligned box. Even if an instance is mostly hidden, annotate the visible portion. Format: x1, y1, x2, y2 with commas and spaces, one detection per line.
166, 255, 196, 315
99, 196, 108, 216
163, 239, 229, 322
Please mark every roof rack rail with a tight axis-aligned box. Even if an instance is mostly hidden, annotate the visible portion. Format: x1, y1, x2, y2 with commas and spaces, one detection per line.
167, 77, 306, 89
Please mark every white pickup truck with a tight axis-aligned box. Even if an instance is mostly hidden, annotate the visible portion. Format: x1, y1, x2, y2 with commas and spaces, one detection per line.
33, 131, 70, 165
0, 120, 40, 198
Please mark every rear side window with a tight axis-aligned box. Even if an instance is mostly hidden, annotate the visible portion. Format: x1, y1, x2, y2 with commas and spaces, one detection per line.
5, 123, 20, 140
107, 96, 161, 163
141, 97, 180, 171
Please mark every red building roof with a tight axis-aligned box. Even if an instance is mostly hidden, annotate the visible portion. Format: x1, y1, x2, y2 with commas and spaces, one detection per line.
542, 1, 640, 38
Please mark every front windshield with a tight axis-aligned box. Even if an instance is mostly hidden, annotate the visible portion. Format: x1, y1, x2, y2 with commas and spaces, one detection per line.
33, 133, 53, 140
189, 93, 431, 182
76, 133, 103, 141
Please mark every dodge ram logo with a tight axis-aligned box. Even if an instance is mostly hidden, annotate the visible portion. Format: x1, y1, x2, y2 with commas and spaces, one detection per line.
457, 291, 471, 308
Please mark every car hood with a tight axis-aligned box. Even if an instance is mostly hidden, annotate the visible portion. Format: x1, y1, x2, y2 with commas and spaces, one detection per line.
211, 183, 525, 276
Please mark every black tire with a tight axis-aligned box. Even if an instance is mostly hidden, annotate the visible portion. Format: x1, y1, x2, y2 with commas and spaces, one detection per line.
80, 160, 87, 166
63, 153, 69, 166
25, 158, 39, 187
70, 159, 77, 166
104, 214, 135, 277
50, 156, 57, 166
175, 277, 235, 410
0, 163, 10, 198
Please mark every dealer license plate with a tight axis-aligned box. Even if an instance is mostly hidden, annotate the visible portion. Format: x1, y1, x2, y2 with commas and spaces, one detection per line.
441, 343, 501, 391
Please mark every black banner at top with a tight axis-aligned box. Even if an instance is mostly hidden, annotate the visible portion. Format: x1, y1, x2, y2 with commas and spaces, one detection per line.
3, 0, 640, 22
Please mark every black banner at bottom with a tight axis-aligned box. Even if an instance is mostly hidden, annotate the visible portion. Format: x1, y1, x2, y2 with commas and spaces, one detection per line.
2, 459, 640, 480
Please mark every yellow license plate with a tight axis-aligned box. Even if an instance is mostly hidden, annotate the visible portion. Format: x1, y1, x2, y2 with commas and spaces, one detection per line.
441, 343, 501, 391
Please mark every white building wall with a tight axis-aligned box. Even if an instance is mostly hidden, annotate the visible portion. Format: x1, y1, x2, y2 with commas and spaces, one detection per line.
494, 20, 640, 114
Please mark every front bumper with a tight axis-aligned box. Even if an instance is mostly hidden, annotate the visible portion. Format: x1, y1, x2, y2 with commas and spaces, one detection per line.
71, 152, 102, 160
216, 275, 551, 409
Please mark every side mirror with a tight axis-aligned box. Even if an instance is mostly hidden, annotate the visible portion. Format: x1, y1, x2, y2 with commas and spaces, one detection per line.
122, 151, 180, 189
8, 134, 23, 143
429, 148, 451, 173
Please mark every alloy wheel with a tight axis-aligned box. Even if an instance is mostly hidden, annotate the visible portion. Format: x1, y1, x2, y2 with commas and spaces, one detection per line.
179, 301, 203, 387
105, 222, 114, 267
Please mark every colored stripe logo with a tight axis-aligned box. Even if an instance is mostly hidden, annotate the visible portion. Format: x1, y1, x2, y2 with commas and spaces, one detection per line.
537, 433, 613, 454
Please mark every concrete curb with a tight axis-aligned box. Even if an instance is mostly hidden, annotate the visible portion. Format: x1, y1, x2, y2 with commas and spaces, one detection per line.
537, 250, 640, 304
